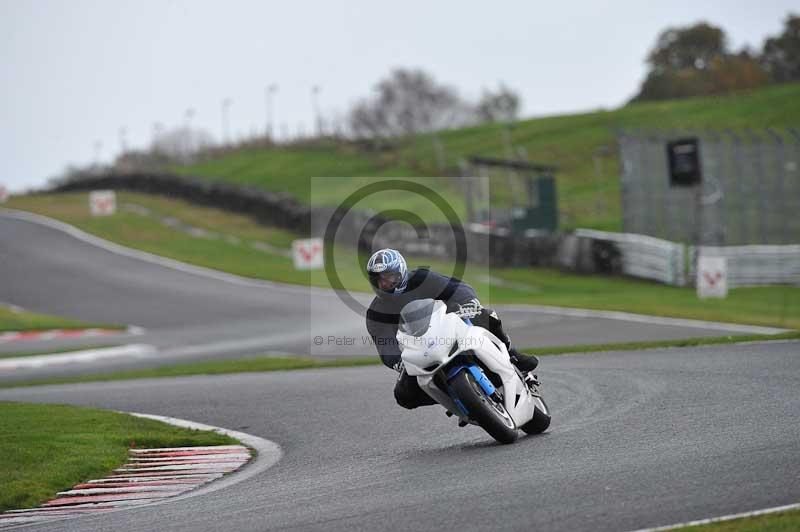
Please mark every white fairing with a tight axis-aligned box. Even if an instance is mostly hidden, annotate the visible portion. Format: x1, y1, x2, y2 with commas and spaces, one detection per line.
398, 301, 536, 428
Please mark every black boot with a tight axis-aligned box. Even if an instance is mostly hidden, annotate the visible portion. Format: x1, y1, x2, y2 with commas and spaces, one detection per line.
509, 348, 539, 372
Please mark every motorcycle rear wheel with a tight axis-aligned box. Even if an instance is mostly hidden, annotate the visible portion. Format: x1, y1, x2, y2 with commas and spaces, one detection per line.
449, 369, 518, 444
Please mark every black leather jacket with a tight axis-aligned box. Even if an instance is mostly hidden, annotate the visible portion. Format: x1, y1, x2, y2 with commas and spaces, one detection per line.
365, 268, 478, 369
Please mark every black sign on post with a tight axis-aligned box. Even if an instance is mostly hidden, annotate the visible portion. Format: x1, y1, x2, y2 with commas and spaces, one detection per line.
667, 138, 702, 186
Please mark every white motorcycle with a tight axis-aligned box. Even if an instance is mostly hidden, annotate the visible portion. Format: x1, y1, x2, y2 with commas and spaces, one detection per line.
397, 299, 550, 444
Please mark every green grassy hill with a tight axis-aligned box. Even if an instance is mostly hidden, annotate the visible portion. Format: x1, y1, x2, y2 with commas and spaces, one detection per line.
176, 83, 800, 230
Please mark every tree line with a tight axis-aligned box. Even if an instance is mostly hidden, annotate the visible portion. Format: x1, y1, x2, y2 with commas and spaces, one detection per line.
347, 68, 520, 147
632, 13, 799, 102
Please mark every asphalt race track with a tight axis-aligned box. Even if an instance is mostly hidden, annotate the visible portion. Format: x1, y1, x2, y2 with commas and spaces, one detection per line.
1, 210, 798, 531
0, 211, 782, 384
1, 341, 799, 531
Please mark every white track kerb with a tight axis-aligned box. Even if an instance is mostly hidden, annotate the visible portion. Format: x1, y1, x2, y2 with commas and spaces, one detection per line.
0, 345, 157, 371
497, 304, 789, 335
128, 412, 283, 502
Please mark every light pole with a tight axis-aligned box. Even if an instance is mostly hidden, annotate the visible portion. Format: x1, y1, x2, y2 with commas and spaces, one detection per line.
93, 140, 103, 168
184, 108, 196, 160
151, 122, 164, 150
221, 98, 232, 145
311, 85, 322, 137
118, 127, 128, 154
184, 107, 195, 128
265, 84, 278, 139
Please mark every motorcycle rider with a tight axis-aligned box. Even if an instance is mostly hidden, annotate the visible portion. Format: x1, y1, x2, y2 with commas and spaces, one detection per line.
365, 248, 539, 409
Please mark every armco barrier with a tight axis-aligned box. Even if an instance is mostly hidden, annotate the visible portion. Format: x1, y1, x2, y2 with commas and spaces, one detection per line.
577, 230, 800, 287
576, 229, 687, 286
689, 245, 800, 287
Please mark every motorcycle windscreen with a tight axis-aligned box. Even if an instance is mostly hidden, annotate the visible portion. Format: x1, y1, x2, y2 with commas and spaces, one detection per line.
399, 298, 442, 337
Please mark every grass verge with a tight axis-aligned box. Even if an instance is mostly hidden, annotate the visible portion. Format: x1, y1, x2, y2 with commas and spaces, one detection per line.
3, 332, 797, 390
672, 507, 800, 531
0, 356, 379, 389
0, 306, 120, 333
0, 402, 237, 513
6, 192, 799, 330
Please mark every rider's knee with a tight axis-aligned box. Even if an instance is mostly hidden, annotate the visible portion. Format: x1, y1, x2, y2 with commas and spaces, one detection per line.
394, 384, 417, 409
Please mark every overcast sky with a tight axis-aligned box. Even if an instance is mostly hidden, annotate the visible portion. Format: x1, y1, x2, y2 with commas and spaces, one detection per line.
1, 0, 796, 191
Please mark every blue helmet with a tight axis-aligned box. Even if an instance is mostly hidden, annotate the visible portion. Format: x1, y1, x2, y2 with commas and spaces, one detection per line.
366, 248, 409, 295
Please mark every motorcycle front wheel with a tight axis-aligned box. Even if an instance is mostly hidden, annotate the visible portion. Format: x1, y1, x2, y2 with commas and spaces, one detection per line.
449, 369, 518, 444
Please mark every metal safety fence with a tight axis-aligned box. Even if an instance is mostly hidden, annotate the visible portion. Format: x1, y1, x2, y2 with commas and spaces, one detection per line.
575, 229, 686, 286
689, 245, 800, 287
576, 229, 800, 287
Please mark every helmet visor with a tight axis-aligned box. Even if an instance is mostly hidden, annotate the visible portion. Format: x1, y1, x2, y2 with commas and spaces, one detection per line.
369, 270, 402, 292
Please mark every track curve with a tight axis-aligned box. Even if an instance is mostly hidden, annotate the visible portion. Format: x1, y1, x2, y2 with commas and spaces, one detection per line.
0, 210, 777, 384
